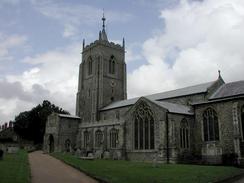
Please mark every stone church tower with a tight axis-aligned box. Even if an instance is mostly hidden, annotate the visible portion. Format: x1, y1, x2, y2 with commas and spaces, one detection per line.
76, 15, 127, 123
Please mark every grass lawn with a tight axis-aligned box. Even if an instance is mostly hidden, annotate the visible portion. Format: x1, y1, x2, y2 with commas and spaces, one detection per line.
0, 150, 30, 183
52, 152, 244, 183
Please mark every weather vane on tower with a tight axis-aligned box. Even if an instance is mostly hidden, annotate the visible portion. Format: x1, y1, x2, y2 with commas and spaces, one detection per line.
102, 9, 106, 30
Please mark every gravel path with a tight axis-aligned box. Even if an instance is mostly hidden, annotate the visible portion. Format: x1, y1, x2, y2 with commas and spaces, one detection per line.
28, 151, 98, 183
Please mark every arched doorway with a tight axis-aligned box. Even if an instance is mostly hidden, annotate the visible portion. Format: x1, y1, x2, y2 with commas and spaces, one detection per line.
48, 134, 54, 153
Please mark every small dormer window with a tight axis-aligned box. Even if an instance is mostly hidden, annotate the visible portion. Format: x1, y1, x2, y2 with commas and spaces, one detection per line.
109, 55, 115, 74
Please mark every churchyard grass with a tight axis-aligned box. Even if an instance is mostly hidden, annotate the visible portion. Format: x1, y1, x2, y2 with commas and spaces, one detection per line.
0, 150, 30, 183
52, 152, 244, 183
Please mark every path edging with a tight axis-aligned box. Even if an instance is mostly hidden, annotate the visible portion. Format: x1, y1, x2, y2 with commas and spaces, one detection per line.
51, 155, 109, 183
215, 172, 244, 183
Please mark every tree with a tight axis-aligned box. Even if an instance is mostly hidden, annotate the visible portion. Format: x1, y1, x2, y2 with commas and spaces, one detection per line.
14, 100, 69, 144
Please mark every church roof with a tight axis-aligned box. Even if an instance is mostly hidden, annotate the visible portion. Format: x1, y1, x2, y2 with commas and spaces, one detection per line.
101, 81, 215, 111
58, 114, 80, 119
146, 81, 214, 100
153, 101, 193, 115
209, 80, 244, 100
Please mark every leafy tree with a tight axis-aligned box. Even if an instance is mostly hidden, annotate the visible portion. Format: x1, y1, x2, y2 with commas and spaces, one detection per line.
14, 100, 69, 144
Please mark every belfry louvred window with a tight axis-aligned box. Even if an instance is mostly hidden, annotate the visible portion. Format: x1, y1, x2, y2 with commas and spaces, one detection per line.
203, 108, 219, 141
109, 55, 115, 74
134, 101, 154, 150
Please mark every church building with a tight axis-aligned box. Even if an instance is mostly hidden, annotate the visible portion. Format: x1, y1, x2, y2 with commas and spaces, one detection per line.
44, 16, 244, 165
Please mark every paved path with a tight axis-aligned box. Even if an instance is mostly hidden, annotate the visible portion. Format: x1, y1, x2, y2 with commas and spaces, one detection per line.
234, 178, 244, 183
29, 151, 98, 183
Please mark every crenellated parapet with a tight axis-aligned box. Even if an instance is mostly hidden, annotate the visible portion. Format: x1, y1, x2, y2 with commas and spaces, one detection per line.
83, 39, 124, 53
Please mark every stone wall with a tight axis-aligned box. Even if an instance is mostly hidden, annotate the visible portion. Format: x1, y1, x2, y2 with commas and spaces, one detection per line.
167, 113, 194, 163
193, 99, 244, 164
78, 121, 124, 159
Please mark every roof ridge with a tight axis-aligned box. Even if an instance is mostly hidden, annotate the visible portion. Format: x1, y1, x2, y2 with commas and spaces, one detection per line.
101, 80, 216, 111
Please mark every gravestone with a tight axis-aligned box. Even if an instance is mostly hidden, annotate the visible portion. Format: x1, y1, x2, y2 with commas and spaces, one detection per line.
88, 152, 94, 158
94, 150, 102, 159
7, 146, 19, 154
75, 148, 81, 157
103, 151, 110, 159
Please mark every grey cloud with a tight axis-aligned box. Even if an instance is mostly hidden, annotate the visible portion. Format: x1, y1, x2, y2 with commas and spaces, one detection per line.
0, 79, 50, 103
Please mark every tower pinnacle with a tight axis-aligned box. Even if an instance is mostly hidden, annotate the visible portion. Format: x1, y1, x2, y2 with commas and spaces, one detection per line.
100, 10, 108, 41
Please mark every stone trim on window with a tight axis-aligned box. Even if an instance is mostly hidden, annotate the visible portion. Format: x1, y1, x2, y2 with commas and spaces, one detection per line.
109, 55, 115, 74
180, 118, 190, 149
133, 102, 155, 150
110, 128, 119, 148
83, 130, 90, 148
95, 129, 103, 148
203, 108, 219, 142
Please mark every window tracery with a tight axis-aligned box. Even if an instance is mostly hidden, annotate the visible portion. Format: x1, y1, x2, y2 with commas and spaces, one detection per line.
203, 108, 219, 141
180, 118, 189, 149
109, 55, 115, 74
95, 129, 103, 147
110, 128, 119, 148
134, 101, 154, 150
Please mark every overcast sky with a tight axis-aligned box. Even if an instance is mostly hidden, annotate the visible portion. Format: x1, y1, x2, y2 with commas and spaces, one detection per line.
0, 0, 244, 124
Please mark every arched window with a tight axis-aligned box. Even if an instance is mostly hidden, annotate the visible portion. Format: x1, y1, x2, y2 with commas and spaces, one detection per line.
134, 102, 154, 150
65, 139, 71, 152
88, 57, 93, 75
95, 130, 103, 148
110, 128, 119, 148
203, 108, 219, 141
83, 130, 90, 148
109, 55, 115, 74
180, 118, 189, 149
241, 105, 244, 139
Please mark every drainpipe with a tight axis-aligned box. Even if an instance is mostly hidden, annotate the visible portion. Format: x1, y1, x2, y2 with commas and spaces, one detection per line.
166, 112, 169, 164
